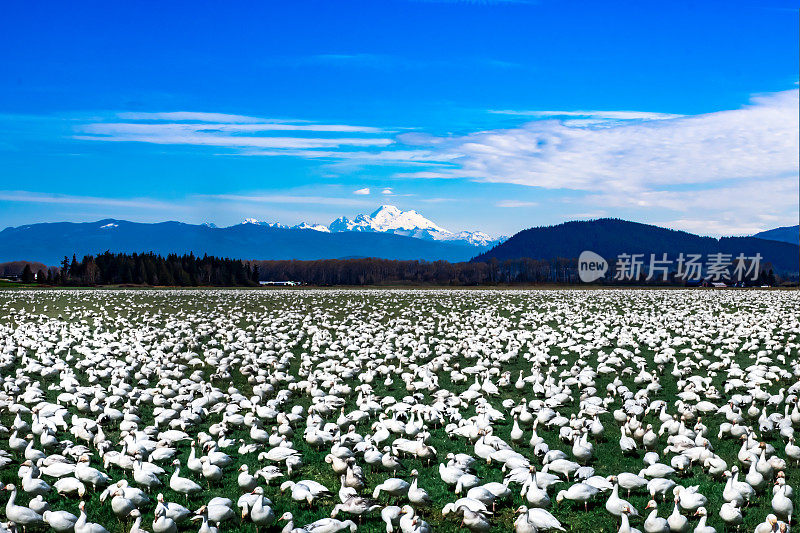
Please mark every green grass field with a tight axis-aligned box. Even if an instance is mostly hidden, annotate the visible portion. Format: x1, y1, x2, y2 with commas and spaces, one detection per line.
0, 288, 797, 532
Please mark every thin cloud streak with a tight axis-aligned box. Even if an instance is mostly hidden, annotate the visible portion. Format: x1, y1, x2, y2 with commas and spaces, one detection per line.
0, 190, 175, 210
496, 200, 537, 207
489, 109, 683, 120
198, 193, 373, 207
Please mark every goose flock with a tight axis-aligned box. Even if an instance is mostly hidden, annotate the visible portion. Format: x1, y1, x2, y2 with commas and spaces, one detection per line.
0, 288, 798, 533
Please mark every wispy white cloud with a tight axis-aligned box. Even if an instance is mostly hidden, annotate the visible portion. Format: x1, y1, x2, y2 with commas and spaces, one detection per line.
115, 112, 287, 123
404, 90, 799, 192
489, 109, 683, 120
0, 190, 374, 212
198, 193, 372, 207
0, 190, 175, 210
353, 188, 371, 195
381, 188, 393, 195
496, 200, 537, 207
75, 113, 395, 153
397, 89, 799, 234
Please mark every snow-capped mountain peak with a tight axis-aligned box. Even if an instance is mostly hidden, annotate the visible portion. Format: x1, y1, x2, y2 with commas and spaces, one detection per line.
328, 205, 504, 247
369, 205, 448, 233
293, 222, 330, 233
238, 205, 504, 247
241, 218, 287, 229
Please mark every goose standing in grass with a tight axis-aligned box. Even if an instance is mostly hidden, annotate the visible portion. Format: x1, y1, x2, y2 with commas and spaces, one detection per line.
619, 505, 642, 533
515, 506, 565, 531
75, 455, 111, 490
152, 504, 177, 533
643, 500, 669, 533
129, 509, 147, 533
2, 484, 44, 530
691, 507, 715, 533
555, 482, 599, 511
373, 477, 410, 499
771, 478, 793, 524
169, 460, 202, 500
279, 512, 357, 533
75, 501, 110, 533
606, 479, 638, 517
43, 509, 78, 533
408, 469, 430, 505
191, 506, 218, 533
237, 464, 258, 492
718, 500, 742, 530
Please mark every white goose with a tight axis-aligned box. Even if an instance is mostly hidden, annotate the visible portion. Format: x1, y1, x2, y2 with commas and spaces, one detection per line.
2, 484, 44, 529
169, 459, 202, 499
74, 501, 110, 533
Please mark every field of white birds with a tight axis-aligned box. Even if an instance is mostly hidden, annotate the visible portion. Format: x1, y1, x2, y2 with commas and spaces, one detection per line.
0, 288, 798, 533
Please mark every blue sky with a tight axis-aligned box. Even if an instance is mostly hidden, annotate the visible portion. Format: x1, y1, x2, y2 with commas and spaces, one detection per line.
1, 0, 798, 236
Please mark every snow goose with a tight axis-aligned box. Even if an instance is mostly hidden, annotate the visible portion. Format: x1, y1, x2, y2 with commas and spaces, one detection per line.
156, 493, 192, 523
771, 480, 793, 524
380, 505, 402, 532
20, 462, 51, 496
2, 484, 44, 529
28, 495, 49, 515
674, 486, 707, 513
279, 512, 357, 533
521, 478, 551, 508
128, 510, 147, 533
515, 506, 565, 531
200, 458, 223, 486
643, 500, 669, 533
618, 505, 642, 533
191, 507, 218, 533
331, 494, 380, 520
237, 464, 258, 492
169, 459, 202, 500
373, 477, 410, 499
43, 509, 78, 533
133, 456, 162, 491
556, 482, 599, 511
54, 477, 86, 498
606, 479, 638, 517
691, 507, 715, 533
718, 500, 742, 530
459, 507, 492, 532
74, 455, 111, 490
74, 501, 109, 533
617, 472, 648, 498
408, 469, 431, 505
152, 504, 177, 533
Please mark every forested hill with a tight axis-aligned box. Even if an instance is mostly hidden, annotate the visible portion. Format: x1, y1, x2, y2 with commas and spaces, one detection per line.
473, 218, 800, 274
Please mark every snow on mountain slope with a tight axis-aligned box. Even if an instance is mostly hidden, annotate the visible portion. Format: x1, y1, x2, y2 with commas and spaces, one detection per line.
240, 205, 503, 246
242, 218, 329, 232
328, 205, 504, 247
293, 222, 330, 232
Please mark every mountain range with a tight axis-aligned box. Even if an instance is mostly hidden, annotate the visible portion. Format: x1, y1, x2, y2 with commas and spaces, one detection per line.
474, 218, 799, 274
240, 205, 505, 247
0, 220, 487, 266
752, 225, 799, 245
1, 210, 797, 274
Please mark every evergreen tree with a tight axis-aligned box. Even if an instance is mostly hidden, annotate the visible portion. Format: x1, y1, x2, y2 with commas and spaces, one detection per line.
21, 264, 34, 284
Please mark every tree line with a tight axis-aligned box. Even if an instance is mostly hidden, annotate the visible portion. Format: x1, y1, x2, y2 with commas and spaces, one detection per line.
13, 251, 783, 287
252, 257, 581, 285
30, 252, 260, 286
